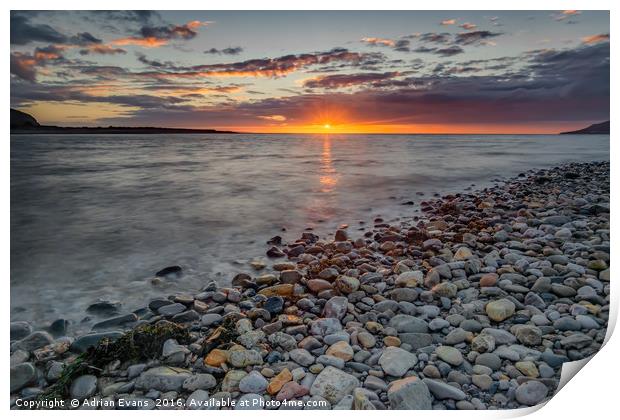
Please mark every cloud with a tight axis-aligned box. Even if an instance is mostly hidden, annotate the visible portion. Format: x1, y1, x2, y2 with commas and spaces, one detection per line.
33, 45, 65, 61
112, 21, 206, 47
136, 53, 176, 67
79, 45, 127, 55
459, 23, 477, 30
10, 13, 68, 45
113, 37, 168, 47
140, 23, 198, 40
204, 47, 244, 55
78, 41, 607, 131
302, 72, 400, 89
11, 81, 193, 110
455, 30, 502, 45
132, 48, 386, 79
360, 37, 414, 53
418, 32, 451, 44
441, 19, 456, 25
11, 44, 68, 81
582, 33, 609, 45
85, 11, 161, 25
413, 46, 437, 53
553, 10, 582, 22
434, 46, 465, 57
258, 115, 286, 121
11, 12, 106, 53
69, 32, 103, 46
393, 39, 411, 52
361, 37, 396, 47
10, 53, 37, 81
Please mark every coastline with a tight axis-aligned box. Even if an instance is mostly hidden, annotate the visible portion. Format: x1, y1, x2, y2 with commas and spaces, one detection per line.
10, 160, 610, 410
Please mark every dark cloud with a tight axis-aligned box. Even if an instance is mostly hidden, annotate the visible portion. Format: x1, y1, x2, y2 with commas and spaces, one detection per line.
418, 32, 451, 44
204, 47, 244, 55
112, 21, 205, 47
69, 32, 102, 46
79, 45, 127, 55
10, 12, 68, 45
76, 65, 130, 80
11, 44, 68, 82
10, 53, 37, 82
413, 46, 436, 53
86, 10, 160, 25
11, 12, 104, 48
78, 42, 608, 129
434, 46, 464, 57
11, 81, 191, 110
455, 30, 502, 45
135, 53, 176, 68
303, 72, 400, 89
132, 48, 386, 79
140, 23, 197, 41
393, 39, 411, 52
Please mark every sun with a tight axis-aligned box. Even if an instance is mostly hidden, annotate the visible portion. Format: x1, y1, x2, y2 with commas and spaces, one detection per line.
323, 123, 331, 129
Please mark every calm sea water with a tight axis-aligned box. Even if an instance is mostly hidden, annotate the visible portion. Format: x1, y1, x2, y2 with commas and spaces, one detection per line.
11, 133, 609, 331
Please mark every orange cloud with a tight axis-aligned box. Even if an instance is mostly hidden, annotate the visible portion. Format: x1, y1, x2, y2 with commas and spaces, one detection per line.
258, 115, 286, 122
582, 33, 609, 45
34, 49, 63, 61
186, 20, 210, 29
113, 36, 169, 48
554, 10, 581, 21
459, 22, 477, 30
361, 37, 395, 47
441, 19, 457, 25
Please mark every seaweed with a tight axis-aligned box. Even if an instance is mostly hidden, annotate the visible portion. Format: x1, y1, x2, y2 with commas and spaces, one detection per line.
37, 320, 190, 404
201, 316, 239, 355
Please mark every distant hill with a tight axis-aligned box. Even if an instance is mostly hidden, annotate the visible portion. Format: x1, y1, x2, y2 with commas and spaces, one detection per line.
11, 109, 40, 128
560, 121, 610, 134
10, 109, 238, 134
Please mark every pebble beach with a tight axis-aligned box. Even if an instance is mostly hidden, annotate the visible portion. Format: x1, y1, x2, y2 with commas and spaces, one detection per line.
10, 160, 610, 410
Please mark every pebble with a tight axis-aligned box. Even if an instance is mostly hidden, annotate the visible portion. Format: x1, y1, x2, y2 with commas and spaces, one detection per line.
310, 366, 359, 404
515, 380, 549, 406
15, 331, 54, 352
436, 346, 464, 366
379, 346, 417, 376
388, 376, 432, 409
239, 371, 268, 393
135, 366, 192, 392
70, 375, 98, 400
423, 378, 466, 400
326, 341, 354, 361
182, 374, 217, 391
10, 363, 36, 393
486, 299, 516, 322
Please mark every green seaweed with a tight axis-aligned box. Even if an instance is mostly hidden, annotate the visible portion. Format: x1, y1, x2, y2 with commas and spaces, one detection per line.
37, 320, 190, 404
201, 316, 239, 355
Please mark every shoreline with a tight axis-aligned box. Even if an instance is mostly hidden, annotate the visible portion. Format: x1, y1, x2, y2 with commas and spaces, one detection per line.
10, 160, 610, 410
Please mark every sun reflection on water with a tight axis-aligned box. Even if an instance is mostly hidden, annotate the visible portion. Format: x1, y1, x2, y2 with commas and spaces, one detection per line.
319, 134, 338, 192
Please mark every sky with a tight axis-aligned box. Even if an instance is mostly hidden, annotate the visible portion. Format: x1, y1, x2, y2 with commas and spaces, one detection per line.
10, 10, 610, 133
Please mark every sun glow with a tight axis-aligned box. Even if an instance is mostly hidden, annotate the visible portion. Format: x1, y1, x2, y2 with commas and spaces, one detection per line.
323, 123, 331, 129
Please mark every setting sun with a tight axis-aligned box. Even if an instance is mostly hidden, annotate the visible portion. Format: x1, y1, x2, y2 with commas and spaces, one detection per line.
323, 124, 331, 129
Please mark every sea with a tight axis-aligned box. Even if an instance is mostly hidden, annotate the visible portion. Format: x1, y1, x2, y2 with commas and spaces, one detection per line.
10, 133, 610, 331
